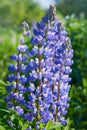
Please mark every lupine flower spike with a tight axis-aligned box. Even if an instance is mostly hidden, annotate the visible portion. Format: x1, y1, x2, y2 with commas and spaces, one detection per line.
6, 5, 73, 129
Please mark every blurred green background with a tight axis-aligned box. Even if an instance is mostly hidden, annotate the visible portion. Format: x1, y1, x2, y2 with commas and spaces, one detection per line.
0, 0, 87, 129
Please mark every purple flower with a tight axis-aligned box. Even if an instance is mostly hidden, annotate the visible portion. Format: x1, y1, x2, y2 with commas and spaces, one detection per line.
24, 113, 34, 122
28, 93, 36, 102
8, 64, 16, 73
58, 117, 67, 125
6, 5, 73, 128
30, 37, 39, 44
27, 83, 35, 92
17, 44, 28, 52
20, 75, 27, 83
15, 106, 24, 115
6, 74, 15, 82
18, 54, 27, 62
20, 36, 25, 44
5, 92, 14, 102
10, 54, 17, 61
6, 85, 13, 92
37, 22, 45, 30
35, 122, 40, 129
41, 111, 53, 124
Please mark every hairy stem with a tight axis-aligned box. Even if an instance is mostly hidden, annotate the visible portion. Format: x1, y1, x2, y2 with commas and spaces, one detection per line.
36, 45, 42, 120
55, 81, 60, 121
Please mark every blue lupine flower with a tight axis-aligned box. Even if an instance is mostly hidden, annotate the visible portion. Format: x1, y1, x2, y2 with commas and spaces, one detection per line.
18, 54, 27, 62
27, 83, 35, 92
15, 106, 24, 115
41, 111, 53, 123
8, 64, 16, 73
37, 22, 45, 30
6, 21, 30, 119
20, 64, 27, 74
14, 93, 25, 104
6, 85, 13, 92
20, 75, 27, 83
27, 50, 35, 57
5, 92, 14, 102
20, 36, 25, 44
10, 54, 17, 61
17, 44, 28, 52
35, 122, 40, 129
6, 5, 73, 128
17, 83, 26, 93
7, 74, 15, 82
30, 37, 39, 44
27, 46, 38, 57
33, 29, 40, 36
28, 93, 36, 103
58, 117, 67, 125
24, 113, 34, 122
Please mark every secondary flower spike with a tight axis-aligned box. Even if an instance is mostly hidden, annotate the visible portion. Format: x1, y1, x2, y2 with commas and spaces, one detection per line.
6, 5, 73, 129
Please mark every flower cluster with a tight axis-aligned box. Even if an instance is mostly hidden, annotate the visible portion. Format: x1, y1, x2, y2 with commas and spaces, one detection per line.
6, 21, 30, 114
6, 5, 73, 129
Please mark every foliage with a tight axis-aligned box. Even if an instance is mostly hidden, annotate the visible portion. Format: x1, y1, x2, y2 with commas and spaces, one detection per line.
65, 15, 87, 130
0, 0, 45, 28
56, 0, 87, 19
0, 0, 45, 81
0, 28, 18, 82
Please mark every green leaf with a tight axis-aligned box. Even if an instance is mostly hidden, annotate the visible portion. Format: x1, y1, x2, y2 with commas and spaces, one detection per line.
40, 122, 44, 129
46, 121, 62, 130
0, 80, 7, 86
10, 114, 15, 121
46, 120, 52, 130
22, 122, 29, 130
64, 126, 69, 130
50, 122, 62, 130
0, 125, 6, 130
0, 109, 10, 113
19, 120, 23, 127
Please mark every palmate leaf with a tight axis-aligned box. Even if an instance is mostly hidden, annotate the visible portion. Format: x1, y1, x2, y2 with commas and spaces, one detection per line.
46, 120, 62, 130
